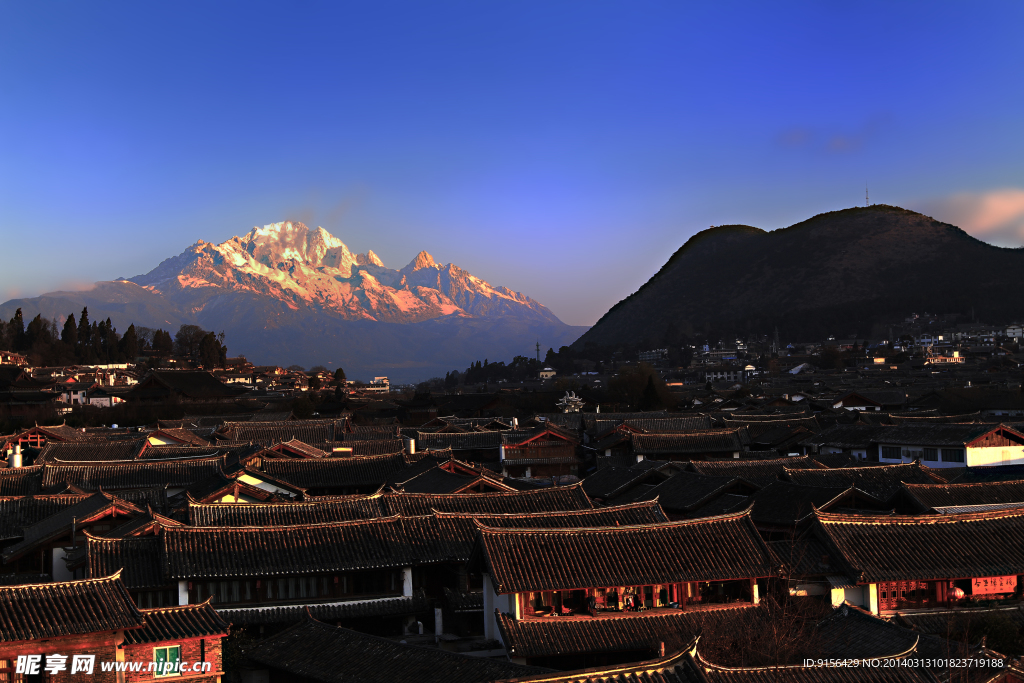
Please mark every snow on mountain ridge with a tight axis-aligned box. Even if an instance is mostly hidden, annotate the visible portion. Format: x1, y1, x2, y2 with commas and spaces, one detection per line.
128, 221, 562, 325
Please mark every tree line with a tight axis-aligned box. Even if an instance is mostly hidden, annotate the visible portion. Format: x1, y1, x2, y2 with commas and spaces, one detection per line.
1, 307, 227, 368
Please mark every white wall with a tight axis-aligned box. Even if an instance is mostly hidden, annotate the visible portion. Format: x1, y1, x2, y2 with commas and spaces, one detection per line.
482, 574, 512, 645
968, 446, 1024, 467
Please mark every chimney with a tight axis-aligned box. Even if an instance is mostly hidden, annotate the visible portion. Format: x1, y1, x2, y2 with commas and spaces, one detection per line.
10, 444, 22, 469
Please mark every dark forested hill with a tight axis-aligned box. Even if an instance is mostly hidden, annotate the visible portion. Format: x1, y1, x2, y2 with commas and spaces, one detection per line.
573, 205, 1024, 347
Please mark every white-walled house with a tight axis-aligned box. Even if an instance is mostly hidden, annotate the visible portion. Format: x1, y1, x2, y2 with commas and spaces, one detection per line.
872, 423, 1024, 468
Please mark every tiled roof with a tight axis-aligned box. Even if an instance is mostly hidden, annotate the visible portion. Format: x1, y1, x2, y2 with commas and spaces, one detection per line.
613, 471, 752, 512
688, 456, 820, 488
123, 600, 229, 645
0, 465, 43, 495
722, 415, 819, 430
583, 412, 667, 431
416, 431, 503, 450
1, 491, 143, 563
42, 457, 225, 491
136, 445, 223, 461
784, 462, 941, 500
245, 616, 544, 683
34, 439, 146, 464
476, 510, 781, 594
894, 605, 1024, 636
901, 479, 1024, 512
625, 416, 715, 432
684, 493, 751, 519
0, 493, 91, 540
260, 453, 406, 489
87, 536, 166, 589
134, 370, 247, 399
582, 466, 654, 499
147, 428, 212, 447
220, 593, 431, 626
390, 467, 482, 493
270, 438, 329, 458
217, 419, 343, 447
501, 424, 580, 446
432, 500, 668, 528
632, 431, 746, 456
874, 423, 1014, 447
811, 507, 1024, 583
686, 650, 934, 683
348, 424, 401, 439
330, 438, 405, 455
378, 483, 593, 516
187, 496, 386, 526
0, 573, 144, 643
160, 517, 467, 579
936, 464, 1024, 484
495, 605, 756, 659
803, 424, 891, 449
747, 482, 851, 528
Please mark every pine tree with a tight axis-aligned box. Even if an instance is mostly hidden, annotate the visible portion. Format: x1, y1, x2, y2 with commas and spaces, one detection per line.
9, 309, 25, 352
77, 307, 91, 359
62, 314, 78, 348
120, 324, 138, 360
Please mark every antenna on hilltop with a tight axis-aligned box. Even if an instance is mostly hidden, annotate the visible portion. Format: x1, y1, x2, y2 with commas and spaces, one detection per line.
866, 185, 870, 207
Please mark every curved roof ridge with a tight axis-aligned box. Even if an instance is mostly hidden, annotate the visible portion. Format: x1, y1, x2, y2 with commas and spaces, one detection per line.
693, 635, 919, 671
164, 513, 404, 532
473, 506, 753, 532
815, 504, 1024, 523
431, 499, 661, 519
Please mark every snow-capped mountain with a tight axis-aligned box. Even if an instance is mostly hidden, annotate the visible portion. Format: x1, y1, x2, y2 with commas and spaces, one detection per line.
128, 221, 561, 325
0, 221, 586, 381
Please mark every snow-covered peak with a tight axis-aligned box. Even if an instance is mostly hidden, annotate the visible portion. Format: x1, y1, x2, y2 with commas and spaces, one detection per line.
236, 221, 349, 267
403, 251, 439, 272
356, 250, 385, 267
128, 221, 563, 326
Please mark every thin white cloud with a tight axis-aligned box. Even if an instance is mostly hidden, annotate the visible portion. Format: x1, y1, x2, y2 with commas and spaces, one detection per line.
915, 189, 1024, 247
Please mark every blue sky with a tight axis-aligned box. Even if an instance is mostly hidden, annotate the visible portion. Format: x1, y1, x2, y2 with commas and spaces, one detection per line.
1, 1, 1022, 326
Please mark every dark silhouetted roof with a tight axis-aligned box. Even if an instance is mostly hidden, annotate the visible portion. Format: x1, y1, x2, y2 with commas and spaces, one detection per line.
688, 456, 820, 488
784, 462, 941, 500
495, 606, 756, 659
124, 600, 229, 645
901, 479, 1024, 512
476, 510, 781, 593
812, 507, 1024, 583
188, 496, 386, 526
246, 616, 545, 683
378, 483, 593, 516
260, 453, 406, 489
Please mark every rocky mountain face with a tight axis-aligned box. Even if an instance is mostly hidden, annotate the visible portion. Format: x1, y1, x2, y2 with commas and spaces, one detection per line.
129, 221, 562, 325
1, 222, 585, 382
573, 205, 1024, 348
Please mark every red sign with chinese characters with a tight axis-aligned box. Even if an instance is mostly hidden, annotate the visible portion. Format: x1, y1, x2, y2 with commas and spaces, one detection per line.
971, 575, 1017, 595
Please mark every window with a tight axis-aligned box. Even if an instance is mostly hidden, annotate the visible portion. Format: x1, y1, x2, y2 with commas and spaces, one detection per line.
923, 448, 938, 461
154, 645, 181, 678
881, 446, 901, 460
941, 448, 965, 463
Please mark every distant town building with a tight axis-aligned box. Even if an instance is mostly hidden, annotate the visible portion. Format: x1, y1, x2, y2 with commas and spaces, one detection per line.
638, 348, 667, 362
362, 376, 391, 393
